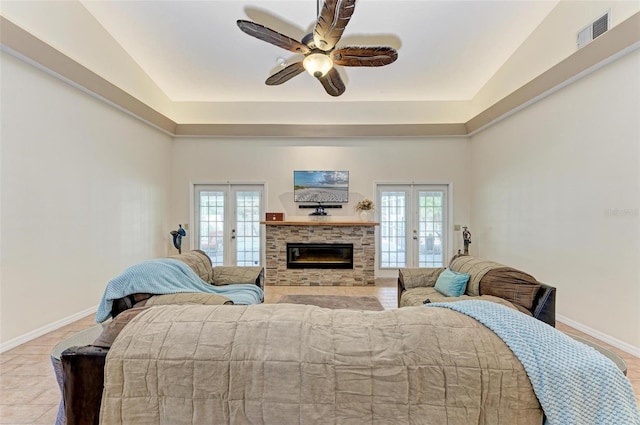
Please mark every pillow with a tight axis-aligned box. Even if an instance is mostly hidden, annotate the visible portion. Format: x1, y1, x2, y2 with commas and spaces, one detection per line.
434, 268, 470, 297
479, 267, 540, 310
481, 280, 541, 310
399, 267, 446, 289
448, 255, 506, 296
169, 250, 213, 283
212, 266, 263, 286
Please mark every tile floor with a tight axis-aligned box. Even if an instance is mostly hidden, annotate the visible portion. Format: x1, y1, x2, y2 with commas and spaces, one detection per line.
1, 278, 638, 424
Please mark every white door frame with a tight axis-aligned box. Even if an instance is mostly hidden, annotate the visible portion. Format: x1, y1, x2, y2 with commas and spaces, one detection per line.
190, 181, 266, 266
374, 181, 453, 278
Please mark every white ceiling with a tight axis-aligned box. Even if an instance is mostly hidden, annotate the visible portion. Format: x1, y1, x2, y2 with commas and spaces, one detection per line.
79, 0, 559, 103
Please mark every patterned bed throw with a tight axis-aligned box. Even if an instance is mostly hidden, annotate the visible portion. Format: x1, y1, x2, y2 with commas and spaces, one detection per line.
426, 300, 640, 425
96, 259, 264, 322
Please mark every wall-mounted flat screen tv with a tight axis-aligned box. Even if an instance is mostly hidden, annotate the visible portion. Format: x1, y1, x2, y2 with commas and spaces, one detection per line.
294, 171, 349, 203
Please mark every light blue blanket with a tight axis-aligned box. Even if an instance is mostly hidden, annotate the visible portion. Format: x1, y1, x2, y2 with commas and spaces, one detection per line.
425, 300, 640, 425
96, 259, 264, 322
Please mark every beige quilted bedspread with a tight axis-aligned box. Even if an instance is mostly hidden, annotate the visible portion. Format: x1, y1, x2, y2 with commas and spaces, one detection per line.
100, 304, 543, 425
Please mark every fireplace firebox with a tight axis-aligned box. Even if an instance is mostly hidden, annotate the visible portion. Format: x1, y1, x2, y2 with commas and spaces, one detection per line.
287, 243, 354, 269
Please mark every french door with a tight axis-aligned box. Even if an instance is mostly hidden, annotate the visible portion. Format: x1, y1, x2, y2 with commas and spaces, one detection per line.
194, 184, 264, 267
376, 184, 450, 277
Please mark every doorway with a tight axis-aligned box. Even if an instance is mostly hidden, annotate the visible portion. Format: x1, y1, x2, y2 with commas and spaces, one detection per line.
194, 184, 264, 266
376, 184, 450, 277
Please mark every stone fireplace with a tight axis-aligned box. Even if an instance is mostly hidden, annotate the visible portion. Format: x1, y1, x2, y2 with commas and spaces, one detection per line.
263, 221, 377, 286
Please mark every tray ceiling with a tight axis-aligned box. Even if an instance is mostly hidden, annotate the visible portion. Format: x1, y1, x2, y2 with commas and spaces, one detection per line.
78, 0, 559, 103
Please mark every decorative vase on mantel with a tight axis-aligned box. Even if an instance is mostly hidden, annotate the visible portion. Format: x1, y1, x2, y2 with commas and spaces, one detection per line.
359, 210, 372, 221
355, 199, 374, 222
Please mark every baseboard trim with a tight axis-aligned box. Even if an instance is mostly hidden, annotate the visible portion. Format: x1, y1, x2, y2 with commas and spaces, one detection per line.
557, 314, 640, 358
0, 305, 98, 353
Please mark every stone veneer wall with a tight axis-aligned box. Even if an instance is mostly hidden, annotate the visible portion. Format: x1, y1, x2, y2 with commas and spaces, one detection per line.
265, 224, 375, 286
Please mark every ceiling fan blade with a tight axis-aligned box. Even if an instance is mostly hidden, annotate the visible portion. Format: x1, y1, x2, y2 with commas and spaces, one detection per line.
237, 20, 310, 54
313, 0, 356, 51
265, 61, 305, 85
318, 67, 346, 97
331, 46, 398, 67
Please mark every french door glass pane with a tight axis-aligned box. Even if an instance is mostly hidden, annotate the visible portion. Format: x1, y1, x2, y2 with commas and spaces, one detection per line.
379, 191, 406, 268
418, 191, 444, 267
236, 191, 261, 266
199, 191, 224, 266
196, 184, 263, 267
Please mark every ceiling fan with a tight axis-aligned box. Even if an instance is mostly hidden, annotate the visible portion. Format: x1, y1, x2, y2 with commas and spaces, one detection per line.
237, 0, 398, 97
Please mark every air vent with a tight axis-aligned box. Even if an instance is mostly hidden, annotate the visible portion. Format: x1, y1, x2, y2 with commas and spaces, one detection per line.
577, 12, 609, 49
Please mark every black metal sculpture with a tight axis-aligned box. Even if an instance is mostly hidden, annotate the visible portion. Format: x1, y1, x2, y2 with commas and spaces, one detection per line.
170, 224, 187, 254
463, 226, 471, 255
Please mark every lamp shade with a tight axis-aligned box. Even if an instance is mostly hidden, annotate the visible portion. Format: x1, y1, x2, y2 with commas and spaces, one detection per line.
303, 53, 333, 78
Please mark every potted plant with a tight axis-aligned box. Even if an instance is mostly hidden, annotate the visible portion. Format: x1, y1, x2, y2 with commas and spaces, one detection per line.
355, 199, 374, 221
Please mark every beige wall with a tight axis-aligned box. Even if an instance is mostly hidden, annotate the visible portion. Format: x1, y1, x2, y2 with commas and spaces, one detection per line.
469, 49, 640, 351
0, 0, 174, 117
169, 136, 471, 255
471, 0, 640, 117
0, 52, 173, 347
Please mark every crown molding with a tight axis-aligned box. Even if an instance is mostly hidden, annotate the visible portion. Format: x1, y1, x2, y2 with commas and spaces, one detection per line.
466, 12, 640, 134
0, 15, 177, 134
174, 123, 468, 137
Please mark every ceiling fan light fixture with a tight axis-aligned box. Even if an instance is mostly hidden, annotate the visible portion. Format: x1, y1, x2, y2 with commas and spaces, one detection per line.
303, 53, 333, 78
238, 0, 395, 96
